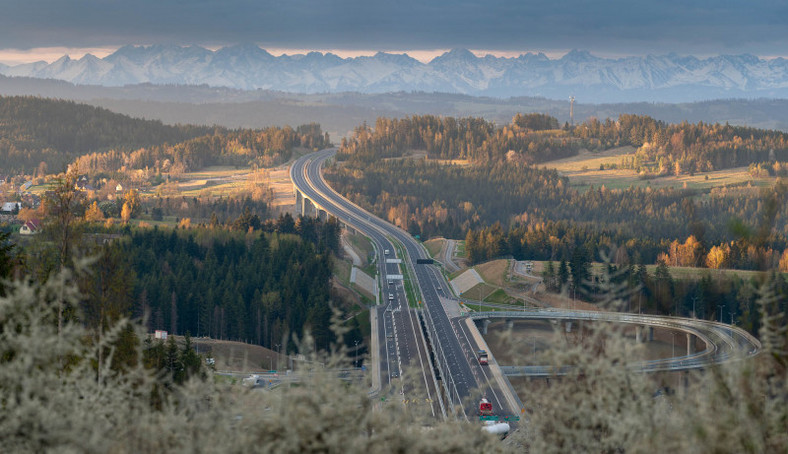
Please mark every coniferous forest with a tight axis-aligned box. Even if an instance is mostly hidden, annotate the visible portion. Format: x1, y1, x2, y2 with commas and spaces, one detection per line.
117, 224, 339, 351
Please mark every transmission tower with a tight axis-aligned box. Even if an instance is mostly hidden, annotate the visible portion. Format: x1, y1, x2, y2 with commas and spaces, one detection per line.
569, 96, 575, 126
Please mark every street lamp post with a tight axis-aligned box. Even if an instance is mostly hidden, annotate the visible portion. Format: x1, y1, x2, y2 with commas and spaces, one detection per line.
691, 296, 697, 319
354, 340, 359, 368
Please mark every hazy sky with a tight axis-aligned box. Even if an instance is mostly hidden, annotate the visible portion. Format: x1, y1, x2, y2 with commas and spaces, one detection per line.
1, 0, 786, 62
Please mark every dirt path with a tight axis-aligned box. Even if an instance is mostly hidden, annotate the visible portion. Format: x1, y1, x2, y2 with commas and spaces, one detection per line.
341, 232, 362, 266
443, 239, 461, 272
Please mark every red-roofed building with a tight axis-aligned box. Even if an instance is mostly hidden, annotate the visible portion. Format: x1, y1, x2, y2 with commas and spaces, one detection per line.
20, 219, 41, 235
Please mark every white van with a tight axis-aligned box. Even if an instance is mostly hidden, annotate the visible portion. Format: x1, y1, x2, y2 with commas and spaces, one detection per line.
384, 249, 390, 255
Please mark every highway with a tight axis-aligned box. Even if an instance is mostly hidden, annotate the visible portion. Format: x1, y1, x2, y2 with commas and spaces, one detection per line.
291, 150, 443, 419
291, 148, 761, 424
291, 149, 520, 421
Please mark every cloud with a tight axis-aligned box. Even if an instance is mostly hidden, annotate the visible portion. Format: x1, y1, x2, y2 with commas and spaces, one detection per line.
1, 0, 787, 55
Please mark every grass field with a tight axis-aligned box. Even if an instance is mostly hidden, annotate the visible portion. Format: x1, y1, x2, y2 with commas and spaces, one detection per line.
25, 182, 56, 196
543, 146, 777, 192
475, 259, 509, 287
484, 288, 514, 304
461, 282, 498, 301
180, 166, 241, 179
448, 268, 466, 280
331, 256, 352, 286
463, 302, 506, 313
454, 240, 466, 257
640, 264, 780, 281
548, 146, 638, 171
428, 158, 472, 166
533, 260, 784, 282
424, 238, 445, 258
353, 310, 371, 339
347, 232, 374, 265
136, 163, 297, 208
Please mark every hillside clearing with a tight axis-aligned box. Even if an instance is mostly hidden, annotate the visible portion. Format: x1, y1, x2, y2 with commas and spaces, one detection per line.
424, 238, 445, 258
475, 259, 509, 287
542, 146, 776, 191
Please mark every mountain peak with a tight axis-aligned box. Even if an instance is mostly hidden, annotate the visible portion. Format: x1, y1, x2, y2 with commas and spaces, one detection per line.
216, 43, 274, 60
78, 53, 101, 63
561, 49, 597, 62
431, 48, 478, 64
370, 52, 420, 66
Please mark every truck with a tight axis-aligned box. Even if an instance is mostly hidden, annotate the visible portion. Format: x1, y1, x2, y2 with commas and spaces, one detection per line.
479, 398, 493, 416
478, 398, 510, 438
482, 421, 511, 438
477, 350, 489, 365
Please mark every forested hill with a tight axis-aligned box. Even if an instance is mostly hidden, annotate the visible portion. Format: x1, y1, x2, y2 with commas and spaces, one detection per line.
338, 114, 577, 164
0, 96, 213, 173
0, 96, 330, 175
338, 113, 788, 173
327, 113, 788, 268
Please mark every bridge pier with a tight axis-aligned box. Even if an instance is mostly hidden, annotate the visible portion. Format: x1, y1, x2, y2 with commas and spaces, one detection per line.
565, 321, 572, 333
299, 192, 311, 216
687, 333, 696, 355
295, 190, 304, 215
506, 319, 514, 330
635, 325, 642, 343
304, 197, 317, 217
648, 326, 654, 342
481, 319, 491, 335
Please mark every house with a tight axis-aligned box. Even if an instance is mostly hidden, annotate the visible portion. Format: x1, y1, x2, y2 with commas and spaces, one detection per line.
19, 181, 32, 193
1, 202, 21, 214
115, 183, 123, 192
19, 219, 41, 235
75, 177, 95, 191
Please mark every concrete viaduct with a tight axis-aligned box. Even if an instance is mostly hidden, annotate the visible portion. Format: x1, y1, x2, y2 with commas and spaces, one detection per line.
468, 309, 760, 376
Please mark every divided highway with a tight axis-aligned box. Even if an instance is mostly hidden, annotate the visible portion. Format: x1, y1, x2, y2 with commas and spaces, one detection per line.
291, 149, 520, 421
291, 148, 762, 424
292, 150, 443, 419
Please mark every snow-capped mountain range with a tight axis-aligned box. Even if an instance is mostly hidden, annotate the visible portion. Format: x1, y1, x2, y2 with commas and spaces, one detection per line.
3, 44, 788, 102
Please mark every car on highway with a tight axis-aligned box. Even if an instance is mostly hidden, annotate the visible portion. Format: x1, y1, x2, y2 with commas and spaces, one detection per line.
388, 293, 394, 300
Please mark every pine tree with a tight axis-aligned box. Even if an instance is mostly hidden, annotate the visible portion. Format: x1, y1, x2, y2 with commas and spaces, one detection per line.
558, 260, 570, 288
543, 260, 557, 292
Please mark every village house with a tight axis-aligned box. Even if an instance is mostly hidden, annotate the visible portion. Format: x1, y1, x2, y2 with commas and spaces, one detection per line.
19, 218, 41, 235
75, 176, 95, 192
1, 202, 22, 214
